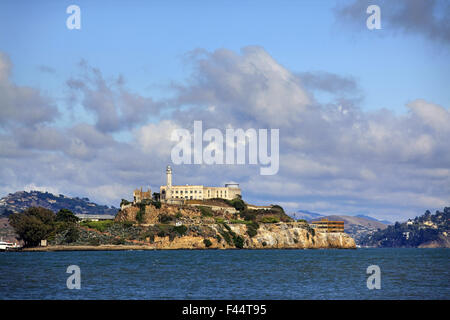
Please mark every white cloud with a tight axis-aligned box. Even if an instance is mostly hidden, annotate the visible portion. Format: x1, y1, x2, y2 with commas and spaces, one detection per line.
0, 49, 448, 221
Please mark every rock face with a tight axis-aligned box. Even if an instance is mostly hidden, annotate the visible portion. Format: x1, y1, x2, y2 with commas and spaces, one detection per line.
116, 203, 234, 225
114, 204, 356, 249
228, 223, 356, 249
128, 223, 356, 250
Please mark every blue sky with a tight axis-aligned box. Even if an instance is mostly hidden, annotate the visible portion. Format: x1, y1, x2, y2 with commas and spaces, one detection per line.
1, 0, 448, 114
0, 0, 449, 221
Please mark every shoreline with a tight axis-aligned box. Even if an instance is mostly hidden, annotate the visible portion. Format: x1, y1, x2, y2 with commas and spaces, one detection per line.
17, 244, 357, 252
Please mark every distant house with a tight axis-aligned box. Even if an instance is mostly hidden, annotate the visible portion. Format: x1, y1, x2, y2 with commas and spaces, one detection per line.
246, 204, 272, 211
75, 214, 116, 221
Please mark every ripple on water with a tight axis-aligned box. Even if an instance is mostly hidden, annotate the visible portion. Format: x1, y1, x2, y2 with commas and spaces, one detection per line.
0, 248, 448, 299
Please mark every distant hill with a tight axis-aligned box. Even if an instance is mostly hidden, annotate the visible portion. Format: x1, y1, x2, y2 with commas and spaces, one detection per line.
313, 215, 388, 245
360, 208, 450, 248
0, 191, 118, 217
355, 214, 392, 225
291, 210, 324, 221
289, 211, 389, 245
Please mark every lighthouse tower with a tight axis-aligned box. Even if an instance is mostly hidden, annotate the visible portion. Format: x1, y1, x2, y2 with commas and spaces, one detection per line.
166, 165, 172, 187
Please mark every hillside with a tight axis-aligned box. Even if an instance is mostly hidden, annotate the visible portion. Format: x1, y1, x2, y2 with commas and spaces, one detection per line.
360, 208, 450, 248
0, 191, 118, 217
289, 211, 389, 244
71, 201, 355, 249
291, 210, 324, 221
10, 200, 355, 250
355, 214, 392, 225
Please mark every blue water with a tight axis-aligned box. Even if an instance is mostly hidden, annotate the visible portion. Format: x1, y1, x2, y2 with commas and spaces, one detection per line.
0, 248, 449, 299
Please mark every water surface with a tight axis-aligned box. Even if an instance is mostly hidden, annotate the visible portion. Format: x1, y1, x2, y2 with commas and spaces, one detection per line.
1, 248, 448, 299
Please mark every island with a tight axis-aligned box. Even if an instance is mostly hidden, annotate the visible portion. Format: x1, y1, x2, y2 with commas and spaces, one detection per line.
5, 166, 356, 251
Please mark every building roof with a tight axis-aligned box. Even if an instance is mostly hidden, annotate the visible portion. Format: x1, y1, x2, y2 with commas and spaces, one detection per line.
75, 214, 116, 220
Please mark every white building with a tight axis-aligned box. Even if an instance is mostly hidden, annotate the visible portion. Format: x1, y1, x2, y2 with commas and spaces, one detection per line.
160, 165, 241, 202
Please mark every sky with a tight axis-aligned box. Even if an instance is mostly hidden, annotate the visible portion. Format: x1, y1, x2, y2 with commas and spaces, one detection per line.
0, 0, 449, 222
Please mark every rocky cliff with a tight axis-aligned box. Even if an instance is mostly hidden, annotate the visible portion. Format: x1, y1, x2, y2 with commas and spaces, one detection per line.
113, 204, 356, 249
145, 223, 356, 249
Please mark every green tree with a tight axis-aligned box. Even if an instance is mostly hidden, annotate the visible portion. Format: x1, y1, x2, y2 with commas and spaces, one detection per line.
203, 239, 212, 247
64, 225, 80, 243
56, 209, 79, 223
120, 199, 131, 207
230, 198, 246, 211
9, 207, 55, 247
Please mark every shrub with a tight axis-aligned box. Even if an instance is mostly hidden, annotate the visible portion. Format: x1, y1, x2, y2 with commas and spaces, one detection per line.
220, 223, 244, 248
173, 225, 187, 236
152, 201, 162, 209
81, 220, 114, 232
261, 216, 280, 223
121, 221, 134, 228
136, 208, 145, 224
241, 209, 257, 221
159, 214, 173, 223
64, 225, 80, 243
120, 199, 131, 207
198, 206, 213, 217
271, 205, 285, 213
230, 219, 250, 224
88, 238, 100, 246
140, 229, 154, 242
203, 239, 212, 247
262, 241, 267, 247
157, 230, 166, 237
233, 235, 244, 249
220, 230, 233, 245
156, 224, 173, 237
230, 198, 246, 211
215, 234, 222, 243
246, 221, 259, 238
112, 237, 125, 245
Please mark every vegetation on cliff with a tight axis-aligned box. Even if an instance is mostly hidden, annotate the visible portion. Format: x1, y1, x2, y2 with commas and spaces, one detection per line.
7, 198, 356, 249
360, 207, 449, 248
